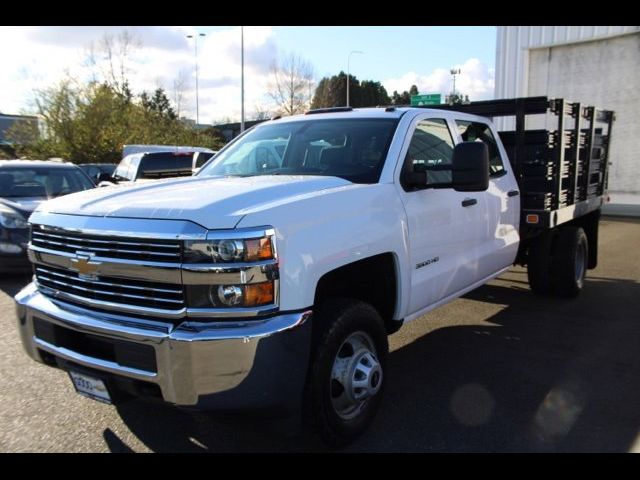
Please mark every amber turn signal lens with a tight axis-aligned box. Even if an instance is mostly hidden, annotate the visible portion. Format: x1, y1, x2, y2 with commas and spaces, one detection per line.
244, 237, 273, 261
244, 282, 274, 307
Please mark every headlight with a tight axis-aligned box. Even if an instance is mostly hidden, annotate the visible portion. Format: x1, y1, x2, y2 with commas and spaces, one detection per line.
184, 233, 275, 263
183, 227, 278, 312
186, 282, 276, 309
217, 282, 275, 307
0, 209, 29, 229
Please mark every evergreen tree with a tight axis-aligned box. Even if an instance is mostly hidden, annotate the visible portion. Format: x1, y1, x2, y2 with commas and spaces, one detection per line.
140, 88, 176, 120
311, 72, 390, 109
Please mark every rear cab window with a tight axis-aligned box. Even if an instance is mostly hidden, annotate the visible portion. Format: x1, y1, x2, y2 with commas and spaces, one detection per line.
138, 152, 194, 179
455, 120, 505, 177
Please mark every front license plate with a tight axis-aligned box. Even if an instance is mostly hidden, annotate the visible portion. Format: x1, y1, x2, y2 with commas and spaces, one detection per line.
68, 371, 112, 404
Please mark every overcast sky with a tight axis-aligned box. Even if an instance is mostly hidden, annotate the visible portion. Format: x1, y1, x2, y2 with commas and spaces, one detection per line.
0, 26, 496, 124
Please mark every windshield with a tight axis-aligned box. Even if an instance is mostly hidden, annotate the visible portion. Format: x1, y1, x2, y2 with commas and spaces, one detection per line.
198, 118, 399, 184
0, 167, 95, 198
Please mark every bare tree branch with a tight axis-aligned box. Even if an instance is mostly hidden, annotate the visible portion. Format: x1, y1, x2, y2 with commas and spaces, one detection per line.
91, 30, 142, 96
172, 69, 190, 118
267, 53, 315, 116
251, 103, 272, 121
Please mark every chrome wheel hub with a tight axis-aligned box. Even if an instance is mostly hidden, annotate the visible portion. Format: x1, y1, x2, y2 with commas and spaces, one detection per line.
330, 331, 382, 420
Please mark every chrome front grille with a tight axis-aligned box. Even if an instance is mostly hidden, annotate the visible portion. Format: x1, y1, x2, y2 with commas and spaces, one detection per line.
35, 265, 185, 311
31, 226, 181, 263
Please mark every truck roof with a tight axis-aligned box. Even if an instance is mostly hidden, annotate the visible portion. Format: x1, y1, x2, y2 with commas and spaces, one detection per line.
122, 144, 216, 157
0, 159, 77, 168
262, 106, 490, 125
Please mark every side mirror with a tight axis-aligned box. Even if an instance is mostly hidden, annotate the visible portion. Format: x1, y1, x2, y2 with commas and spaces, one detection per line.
451, 142, 489, 192
96, 172, 114, 183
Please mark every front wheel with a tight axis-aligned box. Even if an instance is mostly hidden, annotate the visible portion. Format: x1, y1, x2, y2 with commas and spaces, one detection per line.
304, 299, 388, 447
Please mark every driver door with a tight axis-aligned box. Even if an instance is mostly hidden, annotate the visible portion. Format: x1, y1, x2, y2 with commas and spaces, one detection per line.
398, 116, 488, 314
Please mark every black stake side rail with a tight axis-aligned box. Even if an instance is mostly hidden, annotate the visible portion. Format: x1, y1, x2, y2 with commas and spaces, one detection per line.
423, 97, 615, 238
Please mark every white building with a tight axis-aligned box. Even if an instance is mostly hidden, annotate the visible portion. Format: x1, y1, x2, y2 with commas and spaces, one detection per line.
495, 26, 640, 215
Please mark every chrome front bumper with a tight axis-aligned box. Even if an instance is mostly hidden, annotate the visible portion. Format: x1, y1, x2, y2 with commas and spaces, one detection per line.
15, 282, 312, 410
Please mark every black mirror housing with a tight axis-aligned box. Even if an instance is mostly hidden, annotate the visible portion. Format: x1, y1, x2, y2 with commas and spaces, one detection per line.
451, 142, 489, 192
96, 172, 114, 183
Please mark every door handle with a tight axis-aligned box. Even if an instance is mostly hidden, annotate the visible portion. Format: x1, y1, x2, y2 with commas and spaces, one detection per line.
507, 190, 520, 197
461, 198, 477, 207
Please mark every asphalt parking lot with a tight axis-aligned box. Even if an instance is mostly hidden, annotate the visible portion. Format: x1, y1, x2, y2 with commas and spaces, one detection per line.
1, 216, 639, 452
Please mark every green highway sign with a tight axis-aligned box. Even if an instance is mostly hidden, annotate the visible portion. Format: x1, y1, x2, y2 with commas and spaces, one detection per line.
411, 93, 442, 106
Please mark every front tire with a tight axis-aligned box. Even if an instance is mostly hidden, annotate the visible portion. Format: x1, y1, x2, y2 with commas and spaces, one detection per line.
304, 299, 388, 447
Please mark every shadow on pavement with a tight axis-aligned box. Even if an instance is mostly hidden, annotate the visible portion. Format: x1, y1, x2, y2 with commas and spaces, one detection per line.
104, 276, 640, 452
0, 273, 31, 298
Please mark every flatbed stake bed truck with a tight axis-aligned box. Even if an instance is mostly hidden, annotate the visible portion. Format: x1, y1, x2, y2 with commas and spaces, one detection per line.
14, 97, 614, 446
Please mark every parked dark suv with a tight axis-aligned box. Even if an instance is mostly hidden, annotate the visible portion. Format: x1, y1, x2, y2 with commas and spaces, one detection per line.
79, 163, 117, 184
0, 160, 95, 272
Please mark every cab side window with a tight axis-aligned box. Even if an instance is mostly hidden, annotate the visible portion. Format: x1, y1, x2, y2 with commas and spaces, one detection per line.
401, 118, 455, 191
455, 120, 505, 177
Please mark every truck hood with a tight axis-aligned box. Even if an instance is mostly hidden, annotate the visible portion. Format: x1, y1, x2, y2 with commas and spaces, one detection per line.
36, 175, 353, 229
1, 197, 47, 217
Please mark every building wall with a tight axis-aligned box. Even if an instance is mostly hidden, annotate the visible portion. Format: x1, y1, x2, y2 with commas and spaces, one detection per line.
495, 26, 640, 214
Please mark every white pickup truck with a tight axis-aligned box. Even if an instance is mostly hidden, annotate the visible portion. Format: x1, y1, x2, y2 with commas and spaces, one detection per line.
15, 97, 614, 446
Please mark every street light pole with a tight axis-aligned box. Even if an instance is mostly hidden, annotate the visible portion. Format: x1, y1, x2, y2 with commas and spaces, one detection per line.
187, 32, 206, 125
240, 26, 245, 133
450, 68, 461, 96
346, 50, 363, 108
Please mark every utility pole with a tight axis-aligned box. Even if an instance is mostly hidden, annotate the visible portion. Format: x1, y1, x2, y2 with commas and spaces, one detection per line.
447, 68, 463, 105
450, 68, 461, 96
186, 32, 206, 125
240, 26, 245, 133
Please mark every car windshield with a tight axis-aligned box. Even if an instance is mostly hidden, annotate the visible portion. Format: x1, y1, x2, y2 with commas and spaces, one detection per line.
0, 166, 95, 198
198, 118, 399, 184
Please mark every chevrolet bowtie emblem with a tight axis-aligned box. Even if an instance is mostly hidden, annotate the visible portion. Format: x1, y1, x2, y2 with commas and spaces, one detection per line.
70, 254, 99, 278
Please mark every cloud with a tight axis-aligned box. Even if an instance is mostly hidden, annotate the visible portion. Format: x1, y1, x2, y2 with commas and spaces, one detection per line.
25, 26, 190, 51
383, 58, 495, 101
199, 77, 237, 89
0, 26, 280, 124
1, 28, 495, 126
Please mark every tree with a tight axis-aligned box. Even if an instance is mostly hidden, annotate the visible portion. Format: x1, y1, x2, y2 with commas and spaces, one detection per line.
171, 69, 190, 118
252, 104, 273, 121
311, 72, 390, 109
391, 90, 411, 105
268, 53, 315, 116
310, 73, 346, 109
85, 30, 141, 98
140, 88, 177, 120
8, 80, 225, 164
390, 85, 419, 105
359, 80, 391, 107
445, 93, 470, 105
8, 32, 228, 164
